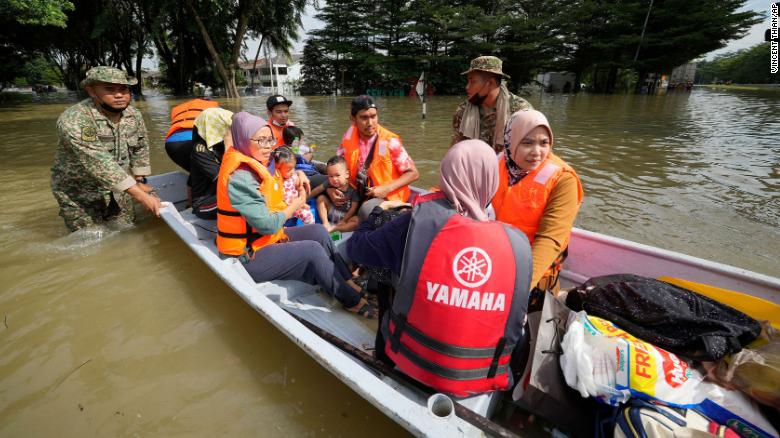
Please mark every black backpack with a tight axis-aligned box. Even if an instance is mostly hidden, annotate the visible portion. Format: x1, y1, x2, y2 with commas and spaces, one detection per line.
566, 274, 762, 362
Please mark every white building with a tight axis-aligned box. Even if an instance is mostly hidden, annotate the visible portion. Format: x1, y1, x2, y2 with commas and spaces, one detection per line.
239, 54, 302, 95
669, 62, 697, 85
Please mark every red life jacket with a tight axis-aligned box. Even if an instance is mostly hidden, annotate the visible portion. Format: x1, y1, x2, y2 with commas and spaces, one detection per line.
383, 193, 532, 397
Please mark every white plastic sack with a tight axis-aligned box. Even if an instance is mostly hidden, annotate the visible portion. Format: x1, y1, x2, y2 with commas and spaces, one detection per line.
560, 311, 778, 438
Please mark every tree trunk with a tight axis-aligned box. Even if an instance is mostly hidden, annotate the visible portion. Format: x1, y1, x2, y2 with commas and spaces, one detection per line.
134, 35, 144, 97
605, 66, 618, 94
185, 0, 238, 98
249, 36, 265, 91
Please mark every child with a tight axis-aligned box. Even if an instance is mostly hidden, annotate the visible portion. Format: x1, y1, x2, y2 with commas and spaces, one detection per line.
272, 147, 314, 226
282, 126, 317, 172
317, 156, 361, 232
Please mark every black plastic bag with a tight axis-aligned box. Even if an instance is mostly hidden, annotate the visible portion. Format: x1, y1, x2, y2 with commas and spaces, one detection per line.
566, 274, 761, 362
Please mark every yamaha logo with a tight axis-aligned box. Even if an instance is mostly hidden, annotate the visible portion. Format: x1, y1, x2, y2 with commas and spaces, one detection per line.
452, 247, 492, 288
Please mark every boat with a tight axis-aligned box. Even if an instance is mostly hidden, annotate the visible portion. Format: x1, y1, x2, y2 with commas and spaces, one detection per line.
149, 171, 780, 437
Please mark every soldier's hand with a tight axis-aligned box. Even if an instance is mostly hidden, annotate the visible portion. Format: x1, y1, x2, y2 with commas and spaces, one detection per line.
141, 192, 162, 217
136, 182, 155, 194
127, 184, 162, 217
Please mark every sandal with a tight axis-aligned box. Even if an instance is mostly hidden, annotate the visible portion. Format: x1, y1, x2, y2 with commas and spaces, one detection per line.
346, 298, 378, 319
357, 289, 379, 308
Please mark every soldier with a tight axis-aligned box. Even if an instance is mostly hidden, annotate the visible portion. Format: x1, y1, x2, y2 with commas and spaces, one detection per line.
51, 66, 161, 232
452, 56, 533, 153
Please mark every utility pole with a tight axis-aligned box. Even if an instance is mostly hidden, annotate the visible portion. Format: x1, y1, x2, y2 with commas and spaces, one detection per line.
634, 0, 654, 62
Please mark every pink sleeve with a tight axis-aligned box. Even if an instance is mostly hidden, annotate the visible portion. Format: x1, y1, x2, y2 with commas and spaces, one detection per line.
336, 145, 345, 157
388, 137, 414, 173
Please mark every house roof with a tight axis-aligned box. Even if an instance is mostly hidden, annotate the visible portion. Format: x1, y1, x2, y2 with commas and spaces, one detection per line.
238, 54, 302, 70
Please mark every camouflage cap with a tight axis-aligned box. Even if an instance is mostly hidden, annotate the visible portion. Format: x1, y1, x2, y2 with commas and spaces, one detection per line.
80, 66, 138, 88
460, 56, 510, 79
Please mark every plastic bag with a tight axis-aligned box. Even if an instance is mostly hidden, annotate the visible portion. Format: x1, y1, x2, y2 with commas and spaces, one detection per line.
560, 311, 778, 438
704, 322, 780, 411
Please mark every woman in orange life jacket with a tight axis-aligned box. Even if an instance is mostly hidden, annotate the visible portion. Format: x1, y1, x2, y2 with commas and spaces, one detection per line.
347, 140, 533, 396
492, 109, 583, 298
217, 112, 376, 319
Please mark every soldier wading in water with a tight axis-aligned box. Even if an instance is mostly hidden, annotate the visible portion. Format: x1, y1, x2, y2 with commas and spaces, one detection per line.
51, 66, 161, 232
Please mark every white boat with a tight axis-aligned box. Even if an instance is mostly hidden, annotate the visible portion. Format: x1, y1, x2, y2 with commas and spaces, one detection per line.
149, 171, 780, 438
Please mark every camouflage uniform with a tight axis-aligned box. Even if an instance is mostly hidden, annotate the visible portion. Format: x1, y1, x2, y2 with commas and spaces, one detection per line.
51, 67, 150, 231
451, 94, 532, 147
452, 56, 533, 149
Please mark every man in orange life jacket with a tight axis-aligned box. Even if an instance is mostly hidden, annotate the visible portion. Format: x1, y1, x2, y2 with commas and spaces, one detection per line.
164, 98, 220, 171
327, 95, 420, 220
347, 140, 532, 397
266, 94, 294, 148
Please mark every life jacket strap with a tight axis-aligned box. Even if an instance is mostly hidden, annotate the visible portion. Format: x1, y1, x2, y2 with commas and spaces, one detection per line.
217, 208, 242, 217
487, 337, 507, 379
389, 311, 514, 359
397, 341, 510, 381
389, 312, 407, 353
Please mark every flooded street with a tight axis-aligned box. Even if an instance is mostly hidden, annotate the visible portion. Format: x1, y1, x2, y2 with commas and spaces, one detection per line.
1, 88, 778, 436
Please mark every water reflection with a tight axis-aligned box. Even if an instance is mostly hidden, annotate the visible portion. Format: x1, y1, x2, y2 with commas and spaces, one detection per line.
0, 88, 778, 436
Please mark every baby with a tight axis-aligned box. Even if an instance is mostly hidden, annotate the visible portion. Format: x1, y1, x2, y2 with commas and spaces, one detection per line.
283, 126, 317, 171
272, 147, 314, 225
317, 156, 360, 232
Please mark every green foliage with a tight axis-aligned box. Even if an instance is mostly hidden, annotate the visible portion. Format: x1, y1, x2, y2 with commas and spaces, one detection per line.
698, 44, 780, 84
1, 0, 74, 27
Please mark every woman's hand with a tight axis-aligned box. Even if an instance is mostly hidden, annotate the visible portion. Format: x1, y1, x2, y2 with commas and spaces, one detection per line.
379, 200, 410, 210
296, 170, 311, 195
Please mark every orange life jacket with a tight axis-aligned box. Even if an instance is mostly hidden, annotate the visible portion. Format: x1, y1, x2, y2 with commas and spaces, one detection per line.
493, 153, 583, 280
216, 148, 287, 257
268, 121, 292, 149
165, 98, 220, 140
340, 124, 410, 202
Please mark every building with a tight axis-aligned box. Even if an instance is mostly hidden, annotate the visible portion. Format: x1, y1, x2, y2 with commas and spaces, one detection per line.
536, 72, 577, 92
238, 54, 302, 95
669, 62, 697, 85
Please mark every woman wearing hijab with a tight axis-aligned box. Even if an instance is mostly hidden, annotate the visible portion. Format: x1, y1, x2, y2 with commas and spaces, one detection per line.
492, 109, 583, 295
190, 107, 233, 219
347, 140, 533, 396
216, 112, 375, 319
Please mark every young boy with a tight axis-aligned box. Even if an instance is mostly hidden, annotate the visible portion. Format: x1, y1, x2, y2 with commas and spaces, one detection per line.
272, 147, 314, 226
317, 156, 361, 232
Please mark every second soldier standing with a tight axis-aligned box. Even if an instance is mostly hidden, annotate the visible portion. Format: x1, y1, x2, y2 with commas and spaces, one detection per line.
452, 56, 532, 153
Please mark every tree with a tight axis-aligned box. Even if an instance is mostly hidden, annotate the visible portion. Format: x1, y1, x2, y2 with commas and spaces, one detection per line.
300, 39, 334, 94
698, 44, 780, 84
0, 0, 74, 27
185, 0, 308, 99
247, 0, 306, 90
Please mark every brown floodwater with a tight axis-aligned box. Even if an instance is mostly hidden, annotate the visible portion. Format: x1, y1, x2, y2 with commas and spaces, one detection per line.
1, 89, 778, 436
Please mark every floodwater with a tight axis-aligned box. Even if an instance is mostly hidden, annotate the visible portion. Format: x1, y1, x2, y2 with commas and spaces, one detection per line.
1, 88, 778, 436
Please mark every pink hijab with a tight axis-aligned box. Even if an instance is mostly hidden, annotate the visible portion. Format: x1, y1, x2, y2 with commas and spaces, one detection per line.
440, 140, 499, 221
503, 109, 554, 186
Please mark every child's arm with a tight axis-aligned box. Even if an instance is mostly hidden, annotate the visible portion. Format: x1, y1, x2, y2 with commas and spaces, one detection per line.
316, 194, 331, 229
339, 198, 360, 223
